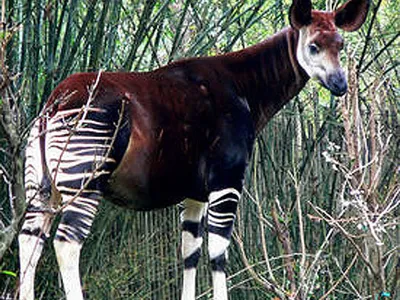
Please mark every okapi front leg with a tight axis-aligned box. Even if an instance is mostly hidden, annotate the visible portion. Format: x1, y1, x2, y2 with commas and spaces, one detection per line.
204, 102, 253, 299
181, 199, 207, 300
207, 188, 240, 300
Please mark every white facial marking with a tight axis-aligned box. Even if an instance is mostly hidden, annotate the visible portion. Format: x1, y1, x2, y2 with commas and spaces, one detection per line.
297, 27, 339, 85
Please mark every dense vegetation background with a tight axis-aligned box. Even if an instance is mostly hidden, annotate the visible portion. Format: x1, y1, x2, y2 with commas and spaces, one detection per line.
0, 0, 398, 299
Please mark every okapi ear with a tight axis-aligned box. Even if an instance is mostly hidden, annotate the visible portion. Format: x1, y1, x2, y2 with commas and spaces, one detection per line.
289, 0, 312, 30
335, 0, 370, 32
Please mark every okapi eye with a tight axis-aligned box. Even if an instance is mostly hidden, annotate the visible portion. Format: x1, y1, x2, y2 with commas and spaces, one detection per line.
308, 44, 320, 55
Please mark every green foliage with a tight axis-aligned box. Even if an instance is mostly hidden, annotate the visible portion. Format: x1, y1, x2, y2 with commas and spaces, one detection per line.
0, 270, 16, 277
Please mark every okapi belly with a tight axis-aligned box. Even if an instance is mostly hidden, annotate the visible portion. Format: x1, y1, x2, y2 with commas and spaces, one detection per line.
103, 112, 204, 210
104, 139, 195, 210
104, 169, 186, 210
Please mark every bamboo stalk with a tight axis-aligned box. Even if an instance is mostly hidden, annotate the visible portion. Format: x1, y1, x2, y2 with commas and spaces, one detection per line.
61, 0, 98, 79
123, 0, 157, 70
89, 0, 110, 71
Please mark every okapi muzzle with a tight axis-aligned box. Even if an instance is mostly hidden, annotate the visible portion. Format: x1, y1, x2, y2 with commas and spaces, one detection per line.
324, 69, 348, 96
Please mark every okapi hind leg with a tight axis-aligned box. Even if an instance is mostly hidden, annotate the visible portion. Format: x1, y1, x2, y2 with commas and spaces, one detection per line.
53, 191, 102, 300
45, 102, 126, 300
207, 188, 240, 300
19, 119, 55, 300
180, 199, 207, 300
18, 207, 53, 300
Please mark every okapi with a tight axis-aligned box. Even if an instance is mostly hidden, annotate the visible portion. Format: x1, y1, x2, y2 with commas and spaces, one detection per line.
19, 0, 370, 299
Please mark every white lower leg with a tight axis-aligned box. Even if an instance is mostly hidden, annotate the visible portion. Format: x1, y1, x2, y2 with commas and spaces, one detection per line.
207, 188, 240, 300
180, 199, 207, 300
209, 233, 230, 300
182, 230, 202, 300
18, 234, 45, 300
53, 240, 84, 300
182, 268, 197, 300
212, 271, 228, 300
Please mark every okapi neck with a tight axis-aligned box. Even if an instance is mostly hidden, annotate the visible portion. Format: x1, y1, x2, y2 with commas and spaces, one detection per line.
225, 27, 309, 133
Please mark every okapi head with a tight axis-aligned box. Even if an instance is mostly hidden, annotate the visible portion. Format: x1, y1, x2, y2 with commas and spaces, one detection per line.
290, 0, 370, 96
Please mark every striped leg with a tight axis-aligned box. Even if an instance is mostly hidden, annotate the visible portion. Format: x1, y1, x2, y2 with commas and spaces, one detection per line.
19, 119, 53, 300
53, 192, 101, 300
207, 188, 240, 300
46, 108, 117, 300
19, 211, 52, 300
180, 199, 207, 300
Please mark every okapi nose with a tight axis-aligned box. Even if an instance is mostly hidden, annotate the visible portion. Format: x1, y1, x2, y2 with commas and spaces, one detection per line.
327, 72, 348, 97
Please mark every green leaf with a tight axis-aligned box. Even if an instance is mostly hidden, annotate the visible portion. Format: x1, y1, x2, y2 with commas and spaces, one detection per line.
0, 270, 17, 277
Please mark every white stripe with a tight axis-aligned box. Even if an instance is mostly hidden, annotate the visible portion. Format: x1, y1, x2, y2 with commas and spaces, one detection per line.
208, 211, 236, 219
51, 107, 106, 120
62, 196, 100, 206
53, 170, 110, 181
208, 233, 229, 259
208, 216, 235, 226
58, 223, 90, 237
50, 156, 115, 164
47, 130, 112, 138
63, 148, 111, 156
48, 143, 111, 150
57, 186, 102, 195
209, 197, 238, 208
209, 188, 241, 203
49, 136, 112, 142
75, 128, 111, 134
76, 119, 108, 127
208, 221, 230, 228
62, 205, 96, 218
182, 231, 202, 259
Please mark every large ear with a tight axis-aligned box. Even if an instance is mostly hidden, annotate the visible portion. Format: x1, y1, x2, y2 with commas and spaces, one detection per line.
334, 0, 370, 31
289, 0, 312, 30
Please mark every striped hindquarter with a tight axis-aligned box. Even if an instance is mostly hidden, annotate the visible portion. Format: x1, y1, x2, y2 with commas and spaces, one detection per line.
46, 107, 117, 241
19, 106, 121, 300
